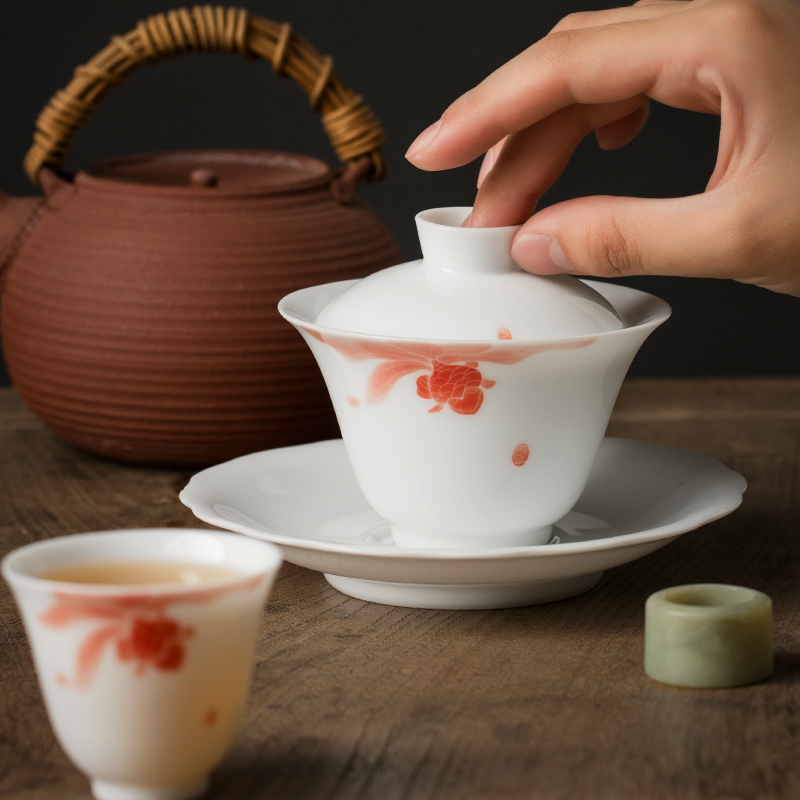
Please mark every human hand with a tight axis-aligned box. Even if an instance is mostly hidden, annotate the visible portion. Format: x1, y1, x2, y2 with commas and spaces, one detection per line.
405, 0, 800, 297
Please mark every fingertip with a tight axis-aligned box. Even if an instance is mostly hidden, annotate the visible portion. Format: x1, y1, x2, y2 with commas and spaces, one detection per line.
511, 232, 574, 274
594, 127, 613, 151
405, 119, 442, 165
595, 101, 650, 151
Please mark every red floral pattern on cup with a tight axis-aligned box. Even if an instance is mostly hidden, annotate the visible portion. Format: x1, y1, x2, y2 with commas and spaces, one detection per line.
416, 361, 494, 415
303, 328, 596, 415
40, 576, 263, 689
512, 444, 530, 466
116, 617, 193, 673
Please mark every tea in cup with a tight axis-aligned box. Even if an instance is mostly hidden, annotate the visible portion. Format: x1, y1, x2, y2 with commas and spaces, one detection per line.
2, 528, 282, 800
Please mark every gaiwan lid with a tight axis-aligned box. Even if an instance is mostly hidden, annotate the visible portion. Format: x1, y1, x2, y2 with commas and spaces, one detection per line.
316, 207, 623, 340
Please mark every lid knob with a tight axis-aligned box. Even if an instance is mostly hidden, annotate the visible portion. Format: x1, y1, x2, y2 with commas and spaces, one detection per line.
415, 207, 521, 275
190, 168, 218, 188
315, 206, 624, 340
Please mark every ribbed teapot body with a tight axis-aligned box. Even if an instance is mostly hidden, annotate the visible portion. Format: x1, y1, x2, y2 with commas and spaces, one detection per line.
1, 151, 402, 466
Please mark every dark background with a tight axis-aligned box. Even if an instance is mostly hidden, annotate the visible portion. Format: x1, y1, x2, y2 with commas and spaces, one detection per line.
1, 0, 798, 383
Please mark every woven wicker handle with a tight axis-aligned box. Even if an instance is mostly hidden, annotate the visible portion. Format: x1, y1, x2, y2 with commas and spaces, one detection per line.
24, 5, 387, 186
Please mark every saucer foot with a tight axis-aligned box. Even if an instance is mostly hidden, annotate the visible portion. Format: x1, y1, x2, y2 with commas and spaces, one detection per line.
324, 571, 603, 609
92, 778, 208, 800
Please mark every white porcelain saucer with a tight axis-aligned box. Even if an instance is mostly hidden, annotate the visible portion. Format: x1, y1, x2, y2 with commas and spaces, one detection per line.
180, 438, 746, 610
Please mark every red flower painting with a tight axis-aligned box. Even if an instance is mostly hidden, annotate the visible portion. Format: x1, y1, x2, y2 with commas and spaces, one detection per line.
116, 617, 191, 672
40, 576, 263, 689
416, 360, 496, 415
41, 594, 195, 688
304, 328, 596, 416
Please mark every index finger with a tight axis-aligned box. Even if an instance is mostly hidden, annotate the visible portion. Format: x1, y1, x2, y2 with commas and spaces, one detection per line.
407, 3, 707, 170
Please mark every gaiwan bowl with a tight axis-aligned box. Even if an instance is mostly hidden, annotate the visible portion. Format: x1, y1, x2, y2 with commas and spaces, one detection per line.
278, 208, 671, 550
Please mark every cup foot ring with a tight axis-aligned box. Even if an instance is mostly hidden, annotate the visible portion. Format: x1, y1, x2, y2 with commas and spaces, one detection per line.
324, 572, 603, 609
390, 524, 554, 549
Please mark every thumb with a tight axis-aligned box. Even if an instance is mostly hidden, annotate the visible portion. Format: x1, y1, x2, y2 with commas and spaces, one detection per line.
510, 191, 753, 281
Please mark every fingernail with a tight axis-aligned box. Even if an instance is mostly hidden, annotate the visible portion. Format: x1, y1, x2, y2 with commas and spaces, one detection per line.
461, 212, 472, 228
405, 119, 442, 162
477, 148, 495, 188
511, 233, 574, 274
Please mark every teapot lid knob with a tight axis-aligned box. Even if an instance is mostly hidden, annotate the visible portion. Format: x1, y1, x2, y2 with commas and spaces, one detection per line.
190, 168, 218, 188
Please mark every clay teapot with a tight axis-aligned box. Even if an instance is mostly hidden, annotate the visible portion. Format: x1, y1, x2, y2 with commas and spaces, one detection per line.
0, 7, 402, 468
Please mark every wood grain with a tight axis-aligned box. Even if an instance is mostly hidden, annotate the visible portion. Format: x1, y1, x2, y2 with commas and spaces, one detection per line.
1, 379, 799, 800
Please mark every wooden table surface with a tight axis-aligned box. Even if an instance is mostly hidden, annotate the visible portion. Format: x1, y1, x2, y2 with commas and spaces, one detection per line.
2, 379, 800, 800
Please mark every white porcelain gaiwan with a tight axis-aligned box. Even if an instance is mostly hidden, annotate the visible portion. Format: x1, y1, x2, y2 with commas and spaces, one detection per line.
279, 207, 671, 550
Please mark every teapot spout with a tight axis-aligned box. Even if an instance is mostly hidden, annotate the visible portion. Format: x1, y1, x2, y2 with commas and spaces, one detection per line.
0, 189, 44, 274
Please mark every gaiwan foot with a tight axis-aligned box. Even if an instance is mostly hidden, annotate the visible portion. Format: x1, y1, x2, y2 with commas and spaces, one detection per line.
324, 572, 603, 610
389, 524, 553, 550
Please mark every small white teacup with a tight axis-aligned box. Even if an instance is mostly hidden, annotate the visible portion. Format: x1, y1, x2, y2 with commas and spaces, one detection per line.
2, 528, 282, 800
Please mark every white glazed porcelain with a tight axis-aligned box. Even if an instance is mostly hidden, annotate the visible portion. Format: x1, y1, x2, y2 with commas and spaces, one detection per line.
279, 210, 671, 550
1, 529, 282, 800
180, 438, 747, 610
316, 207, 623, 340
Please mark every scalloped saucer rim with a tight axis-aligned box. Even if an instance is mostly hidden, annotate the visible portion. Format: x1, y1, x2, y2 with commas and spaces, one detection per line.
180, 438, 746, 609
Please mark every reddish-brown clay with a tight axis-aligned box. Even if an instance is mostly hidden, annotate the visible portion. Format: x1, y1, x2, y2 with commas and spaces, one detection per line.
0, 190, 44, 280
0, 150, 402, 467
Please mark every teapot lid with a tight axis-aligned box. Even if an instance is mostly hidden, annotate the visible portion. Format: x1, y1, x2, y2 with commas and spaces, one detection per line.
80, 150, 332, 195
316, 207, 624, 341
